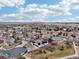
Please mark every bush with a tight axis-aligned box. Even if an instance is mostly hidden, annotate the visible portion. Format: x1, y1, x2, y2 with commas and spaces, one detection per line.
0, 40, 4, 44
58, 45, 64, 51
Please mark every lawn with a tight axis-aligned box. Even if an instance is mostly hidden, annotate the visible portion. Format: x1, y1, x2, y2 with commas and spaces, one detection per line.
31, 41, 75, 59
48, 48, 75, 59
34, 48, 75, 59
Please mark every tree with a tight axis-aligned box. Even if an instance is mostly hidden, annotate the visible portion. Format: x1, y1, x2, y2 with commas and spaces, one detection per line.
60, 27, 63, 30
48, 38, 52, 43
58, 32, 62, 35
54, 26, 59, 31
58, 45, 64, 51
65, 41, 71, 48
0, 40, 4, 44
71, 34, 76, 38
45, 56, 48, 59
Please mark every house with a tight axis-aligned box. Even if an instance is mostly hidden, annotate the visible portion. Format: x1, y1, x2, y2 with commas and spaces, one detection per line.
4, 37, 15, 46
0, 47, 27, 58
32, 40, 48, 47
0, 56, 6, 59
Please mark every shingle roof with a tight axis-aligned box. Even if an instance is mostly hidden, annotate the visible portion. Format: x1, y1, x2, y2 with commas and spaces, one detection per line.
0, 47, 27, 57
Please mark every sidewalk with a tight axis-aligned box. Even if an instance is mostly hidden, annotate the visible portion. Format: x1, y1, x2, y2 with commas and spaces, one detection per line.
56, 55, 78, 59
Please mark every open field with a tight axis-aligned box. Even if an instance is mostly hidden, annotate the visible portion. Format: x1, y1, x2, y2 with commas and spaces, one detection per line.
33, 48, 75, 59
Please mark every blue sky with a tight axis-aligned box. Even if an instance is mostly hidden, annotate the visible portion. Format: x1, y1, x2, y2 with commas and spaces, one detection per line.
0, 0, 79, 22
25, 0, 61, 5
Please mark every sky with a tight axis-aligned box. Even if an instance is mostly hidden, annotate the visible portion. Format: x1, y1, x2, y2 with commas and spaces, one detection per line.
0, 0, 79, 22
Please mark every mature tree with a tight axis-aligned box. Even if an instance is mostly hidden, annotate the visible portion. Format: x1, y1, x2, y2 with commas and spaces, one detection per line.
58, 45, 64, 51
62, 41, 71, 49
48, 38, 53, 43
0, 40, 4, 44
54, 26, 59, 31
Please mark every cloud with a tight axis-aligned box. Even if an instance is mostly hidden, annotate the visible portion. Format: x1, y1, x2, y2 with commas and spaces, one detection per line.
0, 0, 25, 8
25, 4, 63, 17
0, 0, 79, 22
25, 0, 78, 16
57, 16, 79, 22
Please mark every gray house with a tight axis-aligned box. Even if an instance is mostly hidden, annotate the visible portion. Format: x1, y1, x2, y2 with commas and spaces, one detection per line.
0, 47, 27, 57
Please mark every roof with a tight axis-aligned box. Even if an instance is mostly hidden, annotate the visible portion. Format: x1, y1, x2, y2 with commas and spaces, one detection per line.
0, 56, 6, 59
0, 47, 27, 57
